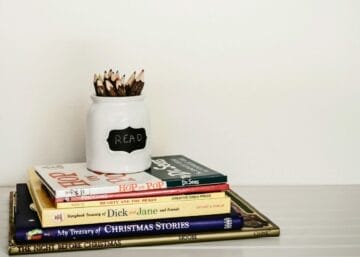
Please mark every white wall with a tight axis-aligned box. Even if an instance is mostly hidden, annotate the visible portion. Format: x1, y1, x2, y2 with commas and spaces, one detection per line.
0, 0, 359, 186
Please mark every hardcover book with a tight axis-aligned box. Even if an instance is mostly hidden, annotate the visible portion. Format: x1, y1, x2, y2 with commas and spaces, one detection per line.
34, 155, 227, 198
28, 171, 231, 227
15, 184, 243, 243
54, 183, 229, 205
54, 186, 227, 209
8, 190, 280, 255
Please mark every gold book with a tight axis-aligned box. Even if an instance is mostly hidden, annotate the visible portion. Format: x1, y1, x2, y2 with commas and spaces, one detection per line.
8, 190, 280, 255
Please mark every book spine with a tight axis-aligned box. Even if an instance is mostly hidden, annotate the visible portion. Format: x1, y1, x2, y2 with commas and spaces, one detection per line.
41, 197, 231, 227
56, 191, 226, 208
9, 229, 280, 255
15, 214, 243, 243
54, 184, 132, 198
165, 176, 228, 188
54, 183, 230, 203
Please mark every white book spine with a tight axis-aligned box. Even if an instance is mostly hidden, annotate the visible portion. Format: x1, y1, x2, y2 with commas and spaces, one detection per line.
55, 185, 124, 198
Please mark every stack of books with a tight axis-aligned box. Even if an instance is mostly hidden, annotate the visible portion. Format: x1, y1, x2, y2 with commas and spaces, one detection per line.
8, 155, 280, 255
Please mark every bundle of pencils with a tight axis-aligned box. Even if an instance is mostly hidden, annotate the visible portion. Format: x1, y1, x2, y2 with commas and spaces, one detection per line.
93, 69, 144, 97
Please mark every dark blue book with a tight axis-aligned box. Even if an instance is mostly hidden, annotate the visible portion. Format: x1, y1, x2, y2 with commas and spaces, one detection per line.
15, 184, 243, 243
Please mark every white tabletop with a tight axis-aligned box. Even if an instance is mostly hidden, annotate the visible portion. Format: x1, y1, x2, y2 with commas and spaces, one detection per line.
1, 185, 360, 257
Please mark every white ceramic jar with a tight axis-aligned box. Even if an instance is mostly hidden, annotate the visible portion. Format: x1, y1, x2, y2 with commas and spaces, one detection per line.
86, 95, 151, 173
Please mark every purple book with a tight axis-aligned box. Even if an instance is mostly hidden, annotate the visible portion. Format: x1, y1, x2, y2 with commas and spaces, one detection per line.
15, 184, 243, 243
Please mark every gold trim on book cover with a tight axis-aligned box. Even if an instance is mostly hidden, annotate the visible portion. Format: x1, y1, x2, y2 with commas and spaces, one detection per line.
226, 190, 280, 233
8, 190, 280, 255
8, 192, 15, 254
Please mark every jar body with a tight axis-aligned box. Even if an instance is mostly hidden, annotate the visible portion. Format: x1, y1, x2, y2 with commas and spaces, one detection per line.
86, 95, 151, 173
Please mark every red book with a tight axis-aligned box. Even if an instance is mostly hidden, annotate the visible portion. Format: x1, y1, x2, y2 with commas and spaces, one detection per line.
54, 183, 230, 203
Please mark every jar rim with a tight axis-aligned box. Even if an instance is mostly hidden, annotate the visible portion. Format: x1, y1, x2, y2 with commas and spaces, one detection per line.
91, 94, 145, 103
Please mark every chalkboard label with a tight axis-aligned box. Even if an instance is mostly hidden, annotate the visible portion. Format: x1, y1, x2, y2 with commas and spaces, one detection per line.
107, 127, 147, 153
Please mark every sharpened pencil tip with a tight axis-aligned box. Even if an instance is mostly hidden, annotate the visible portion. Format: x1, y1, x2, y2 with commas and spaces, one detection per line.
93, 69, 145, 96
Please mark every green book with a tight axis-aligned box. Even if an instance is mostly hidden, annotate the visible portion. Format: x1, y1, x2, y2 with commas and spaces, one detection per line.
8, 190, 280, 255
149, 155, 228, 187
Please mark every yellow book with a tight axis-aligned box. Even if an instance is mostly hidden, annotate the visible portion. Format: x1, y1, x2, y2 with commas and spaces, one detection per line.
28, 170, 231, 228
